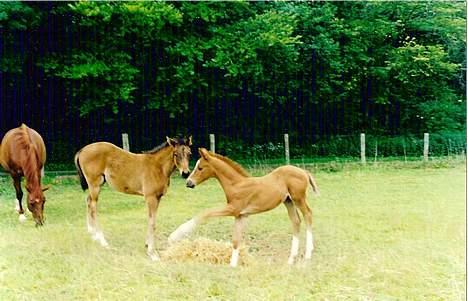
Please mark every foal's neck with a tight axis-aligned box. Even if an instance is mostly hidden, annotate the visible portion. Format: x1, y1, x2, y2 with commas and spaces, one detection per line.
150, 146, 175, 176
212, 157, 247, 188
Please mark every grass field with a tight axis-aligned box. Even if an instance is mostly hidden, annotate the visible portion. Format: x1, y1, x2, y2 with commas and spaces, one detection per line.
0, 160, 465, 300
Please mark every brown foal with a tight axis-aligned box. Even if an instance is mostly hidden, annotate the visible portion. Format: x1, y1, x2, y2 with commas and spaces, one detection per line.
75, 136, 192, 260
169, 148, 319, 267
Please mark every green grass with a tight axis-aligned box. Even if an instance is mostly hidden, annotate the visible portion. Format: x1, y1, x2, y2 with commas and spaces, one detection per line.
0, 161, 465, 300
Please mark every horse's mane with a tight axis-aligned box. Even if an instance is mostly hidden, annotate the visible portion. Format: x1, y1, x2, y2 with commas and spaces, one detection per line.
209, 152, 250, 177
142, 141, 169, 154
142, 137, 189, 154
13, 124, 41, 184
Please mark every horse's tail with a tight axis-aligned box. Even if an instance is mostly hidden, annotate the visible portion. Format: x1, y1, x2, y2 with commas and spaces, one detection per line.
74, 150, 88, 191
307, 172, 320, 196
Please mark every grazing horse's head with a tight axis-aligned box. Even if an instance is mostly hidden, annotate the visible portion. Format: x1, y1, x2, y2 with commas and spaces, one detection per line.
186, 148, 215, 188
167, 136, 192, 178
26, 184, 49, 226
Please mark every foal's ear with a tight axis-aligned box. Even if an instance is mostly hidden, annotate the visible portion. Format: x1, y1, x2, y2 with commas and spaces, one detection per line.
187, 135, 193, 146
166, 136, 177, 147
198, 148, 209, 160
42, 185, 51, 192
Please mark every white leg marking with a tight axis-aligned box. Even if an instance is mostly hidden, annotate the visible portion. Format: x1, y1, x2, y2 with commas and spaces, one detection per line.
87, 217, 95, 234
15, 199, 20, 213
305, 230, 314, 259
230, 248, 240, 267
168, 219, 197, 243
41, 167, 45, 178
18, 214, 27, 223
288, 235, 300, 265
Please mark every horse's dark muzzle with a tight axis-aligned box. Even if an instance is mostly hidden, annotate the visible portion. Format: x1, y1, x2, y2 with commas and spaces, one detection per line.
182, 171, 190, 179
186, 180, 195, 189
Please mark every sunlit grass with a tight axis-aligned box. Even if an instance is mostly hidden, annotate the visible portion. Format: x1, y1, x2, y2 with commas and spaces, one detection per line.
0, 162, 465, 300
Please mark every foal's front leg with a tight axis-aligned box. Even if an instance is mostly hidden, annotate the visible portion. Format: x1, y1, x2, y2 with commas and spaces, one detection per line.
145, 195, 160, 261
87, 186, 108, 247
168, 205, 236, 243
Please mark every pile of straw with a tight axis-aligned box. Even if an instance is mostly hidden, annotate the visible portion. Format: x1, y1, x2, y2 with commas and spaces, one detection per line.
162, 237, 252, 265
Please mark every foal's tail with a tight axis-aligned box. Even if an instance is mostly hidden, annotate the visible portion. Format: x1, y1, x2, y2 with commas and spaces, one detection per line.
74, 150, 88, 191
307, 172, 320, 196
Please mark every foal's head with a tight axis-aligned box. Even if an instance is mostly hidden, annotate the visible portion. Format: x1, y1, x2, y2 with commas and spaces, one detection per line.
186, 148, 215, 188
167, 136, 192, 178
26, 183, 49, 226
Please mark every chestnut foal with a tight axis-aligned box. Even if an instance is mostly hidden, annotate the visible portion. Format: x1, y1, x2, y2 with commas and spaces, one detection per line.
169, 148, 319, 267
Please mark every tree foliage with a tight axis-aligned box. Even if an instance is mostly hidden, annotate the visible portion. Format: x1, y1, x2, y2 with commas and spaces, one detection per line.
0, 1, 465, 134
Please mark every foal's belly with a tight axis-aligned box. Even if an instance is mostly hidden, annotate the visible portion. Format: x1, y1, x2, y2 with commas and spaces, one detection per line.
239, 184, 288, 215
104, 169, 143, 195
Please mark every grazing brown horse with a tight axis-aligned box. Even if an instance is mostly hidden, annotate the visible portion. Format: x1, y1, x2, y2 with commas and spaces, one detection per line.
0, 124, 48, 226
169, 148, 319, 267
75, 136, 192, 260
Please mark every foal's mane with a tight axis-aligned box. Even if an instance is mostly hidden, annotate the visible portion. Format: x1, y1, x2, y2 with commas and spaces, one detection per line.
142, 141, 169, 154
209, 152, 250, 177
142, 137, 189, 154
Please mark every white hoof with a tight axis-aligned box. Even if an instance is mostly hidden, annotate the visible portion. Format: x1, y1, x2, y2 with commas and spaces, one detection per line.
148, 251, 160, 261
287, 256, 295, 265
100, 239, 109, 248
18, 214, 27, 223
92, 232, 109, 248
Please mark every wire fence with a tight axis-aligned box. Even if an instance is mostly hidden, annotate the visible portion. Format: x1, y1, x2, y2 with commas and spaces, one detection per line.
3, 131, 457, 175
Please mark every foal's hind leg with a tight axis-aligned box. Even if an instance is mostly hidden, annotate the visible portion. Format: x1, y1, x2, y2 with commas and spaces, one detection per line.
284, 200, 301, 264
230, 215, 247, 267
87, 185, 108, 247
294, 199, 314, 260
12, 175, 26, 223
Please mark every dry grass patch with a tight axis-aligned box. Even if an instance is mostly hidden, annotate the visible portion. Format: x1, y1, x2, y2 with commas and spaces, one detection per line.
162, 237, 252, 265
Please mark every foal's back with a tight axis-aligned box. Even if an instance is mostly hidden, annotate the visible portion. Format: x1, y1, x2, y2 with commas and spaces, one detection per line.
77, 142, 142, 169
76, 142, 149, 193
258, 165, 312, 203
264, 165, 309, 190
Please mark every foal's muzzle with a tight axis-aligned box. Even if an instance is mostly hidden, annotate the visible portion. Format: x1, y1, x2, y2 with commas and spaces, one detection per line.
181, 171, 190, 179
186, 179, 195, 188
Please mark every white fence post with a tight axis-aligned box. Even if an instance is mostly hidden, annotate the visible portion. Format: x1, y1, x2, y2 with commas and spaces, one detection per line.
360, 133, 366, 164
284, 133, 290, 165
122, 133, 130, 151
374, 140, 378, 163
423, 133, 429, 162
210, 134, 215, 153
